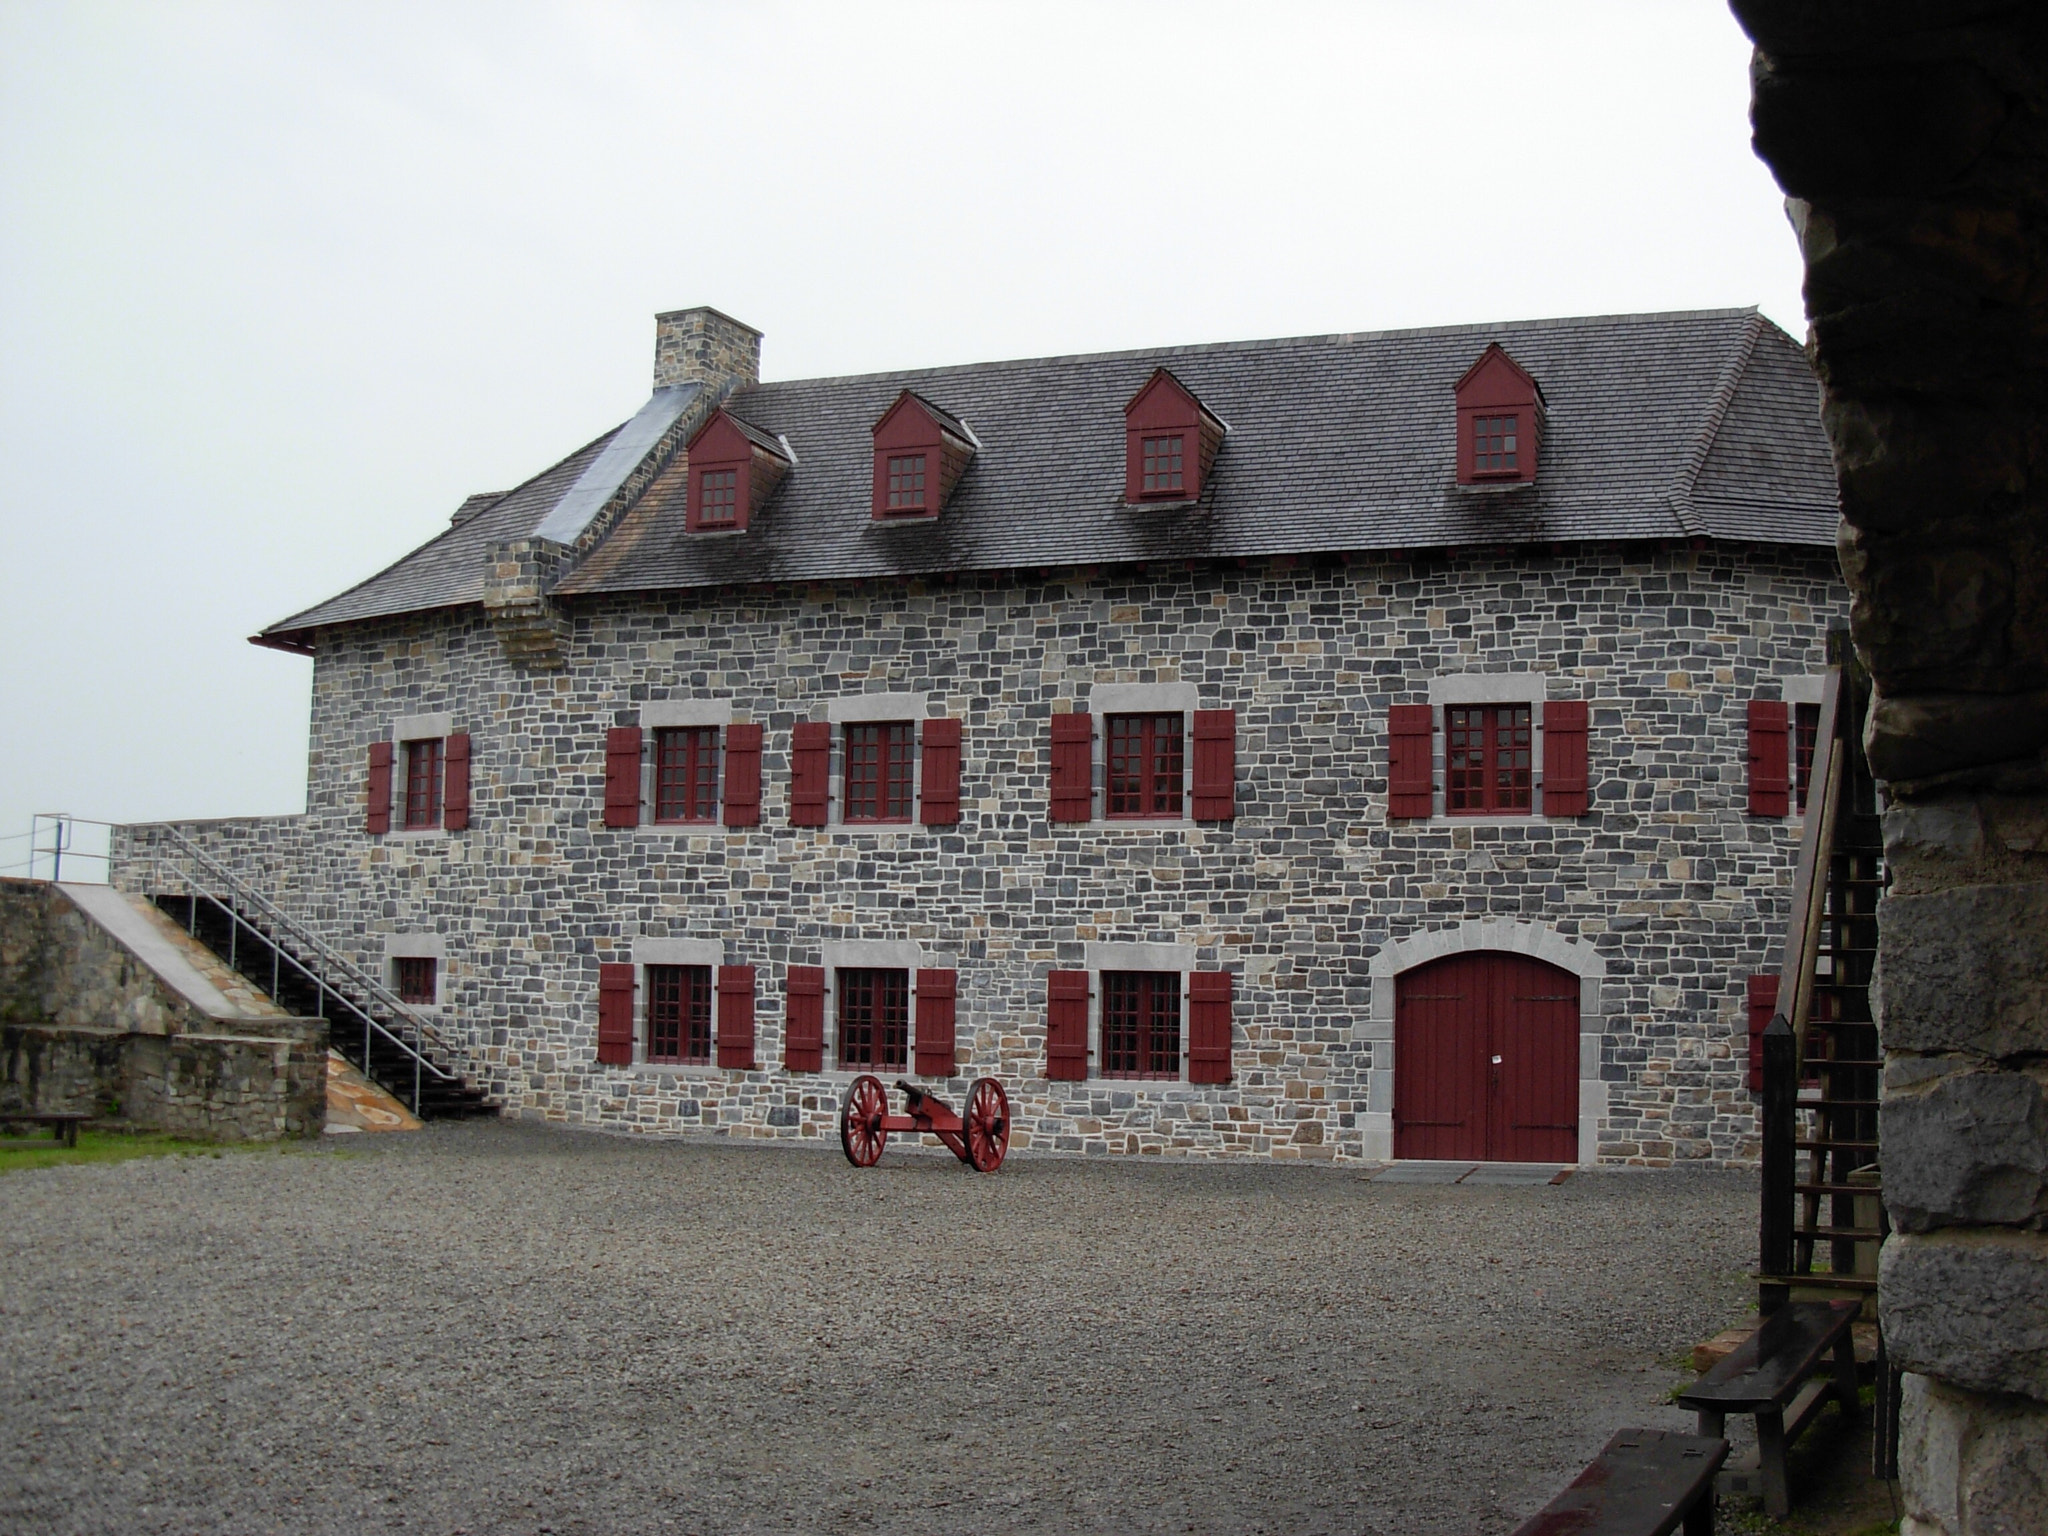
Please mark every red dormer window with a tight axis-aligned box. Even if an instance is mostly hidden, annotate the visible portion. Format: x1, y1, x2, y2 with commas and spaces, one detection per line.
1454, 344, 1544, 485
1141, 435, 1184, 494
1124, 369, 1225, 504
684, 409, 792, 533
697, 467, 738, 526
871, 392, 976, 520
886, 454, 928, 512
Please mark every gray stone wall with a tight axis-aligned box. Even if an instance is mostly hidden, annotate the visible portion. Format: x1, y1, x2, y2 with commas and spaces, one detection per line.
116, 543, 1846, 1163
0, 879, 325, 1140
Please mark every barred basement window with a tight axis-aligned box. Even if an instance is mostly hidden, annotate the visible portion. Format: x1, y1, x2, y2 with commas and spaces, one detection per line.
696, 467, 738, 527
654, 726, 719, 824
1472, 415, 1519, 474
403, 738, 444, 829
837, 967, 908, 1071
394, 956, 437, 1006
885, 454, 928, 513
1102, 971, 1181, 1079
1794, 702, 1821, 815
844, 722, 915, 823
1106, 713, 1184, 819
646, 964, 713, 1065
1141, 434, 1185, 495
1446, 704, 1532, 814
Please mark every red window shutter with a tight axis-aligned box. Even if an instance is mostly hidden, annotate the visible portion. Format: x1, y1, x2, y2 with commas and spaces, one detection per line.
366, 741, 393, 835
723, 722, 762, 827
1046, 970, 1089, 1080
1388, 704, 1434, 819
597, 962, 635, 1066
442, 732, 472, 831
1541, 701, 1588, 818
717, 965, 757, 1070
785, 966, 825, 1072
1188, 971, 1233, 1084
1747, 972, 1780, 1093
604, 727, 642, 829
1192, 709, 1236, 820
914, 968, 958, 1076
1049, 712, 1093, 823
919, 718, 961, 826
791, 722, 830, 826
1748, 699, 1791, 817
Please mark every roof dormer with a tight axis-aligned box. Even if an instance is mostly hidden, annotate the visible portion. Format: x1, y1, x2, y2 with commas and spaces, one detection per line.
871, 391, 977, 520
1124, 368, 1226, 504
684, 409, 792, 533
1454, 344, 1545, 486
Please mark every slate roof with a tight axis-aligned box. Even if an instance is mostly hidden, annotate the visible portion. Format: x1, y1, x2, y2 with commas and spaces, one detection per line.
267, 428, 623, 635
262, 308, 1837, 643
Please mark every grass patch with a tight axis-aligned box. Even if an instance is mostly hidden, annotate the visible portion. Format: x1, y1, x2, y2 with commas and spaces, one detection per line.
0, 1127, 262, 1174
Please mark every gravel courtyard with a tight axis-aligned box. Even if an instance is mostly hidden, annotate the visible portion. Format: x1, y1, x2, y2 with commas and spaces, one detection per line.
0, 1121, 1756, 1535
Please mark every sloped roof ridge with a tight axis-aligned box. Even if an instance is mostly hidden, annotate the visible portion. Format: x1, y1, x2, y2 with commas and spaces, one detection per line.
261, 421, 625, 636
751, 306, 1766, 392
1669, 310, 1766, 536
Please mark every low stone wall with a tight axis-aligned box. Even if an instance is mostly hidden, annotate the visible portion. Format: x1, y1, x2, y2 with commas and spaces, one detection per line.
0, 878, 325, 1141
1, 1020, 325, 1141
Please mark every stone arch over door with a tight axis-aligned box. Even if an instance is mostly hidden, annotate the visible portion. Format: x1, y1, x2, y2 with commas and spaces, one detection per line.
1363, 920, 1607, 1165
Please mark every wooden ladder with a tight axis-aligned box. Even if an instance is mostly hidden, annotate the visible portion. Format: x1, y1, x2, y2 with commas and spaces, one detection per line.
1755, 630, 1899, 1474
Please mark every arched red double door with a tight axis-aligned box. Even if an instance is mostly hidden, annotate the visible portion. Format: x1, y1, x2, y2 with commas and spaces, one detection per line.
1394, 951, 1579, 1162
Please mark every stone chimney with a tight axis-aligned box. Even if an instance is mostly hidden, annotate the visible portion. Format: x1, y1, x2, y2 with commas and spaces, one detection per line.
653, 306, 762, 395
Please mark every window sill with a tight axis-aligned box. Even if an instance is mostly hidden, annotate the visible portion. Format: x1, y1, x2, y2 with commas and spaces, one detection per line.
629, 1061, 751, 1076
870, 510, 939, 524
384, 828, 450, 842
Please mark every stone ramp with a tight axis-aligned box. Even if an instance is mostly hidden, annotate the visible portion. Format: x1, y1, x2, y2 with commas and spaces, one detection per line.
55, 883, 287, 1022
325, 1051, 422, 1133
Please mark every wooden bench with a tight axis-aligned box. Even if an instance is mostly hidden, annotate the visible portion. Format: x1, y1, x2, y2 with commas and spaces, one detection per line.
1676, 1299, 1860, 1518
0, 1111, 93, 1149
1509, 1428, 1728, 1536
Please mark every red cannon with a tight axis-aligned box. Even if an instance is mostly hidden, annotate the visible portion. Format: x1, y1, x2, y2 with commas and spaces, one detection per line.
839, 1074, 1010, 1172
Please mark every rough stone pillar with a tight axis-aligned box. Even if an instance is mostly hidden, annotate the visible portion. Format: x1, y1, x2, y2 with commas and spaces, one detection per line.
482, 536, 574, 671
652, 306, 762, 395
1730, 6, 2048, 1532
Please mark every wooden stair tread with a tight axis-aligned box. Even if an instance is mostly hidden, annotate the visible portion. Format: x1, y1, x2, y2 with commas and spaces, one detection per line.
1757, 1272, 1878, 1292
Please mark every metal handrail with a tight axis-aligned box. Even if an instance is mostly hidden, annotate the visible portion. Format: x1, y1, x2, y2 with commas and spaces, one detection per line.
150, 824, 456, 1055
142, 824, 457, 1110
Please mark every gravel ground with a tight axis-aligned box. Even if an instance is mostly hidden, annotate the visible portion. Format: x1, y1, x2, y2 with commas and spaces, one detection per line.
0, 1121, 1757, 1535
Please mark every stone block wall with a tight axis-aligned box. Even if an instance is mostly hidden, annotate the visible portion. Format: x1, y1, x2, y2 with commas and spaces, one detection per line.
0, 878, 325, 1140
117, 543, 1844, 1164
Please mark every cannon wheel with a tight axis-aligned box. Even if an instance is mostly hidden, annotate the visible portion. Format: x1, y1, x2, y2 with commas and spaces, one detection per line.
964, 1076, 1010, 1173
840, 1074, 889, 1167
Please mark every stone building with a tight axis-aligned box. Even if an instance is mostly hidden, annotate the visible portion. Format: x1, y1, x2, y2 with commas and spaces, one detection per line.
115, 304, 1845, 1165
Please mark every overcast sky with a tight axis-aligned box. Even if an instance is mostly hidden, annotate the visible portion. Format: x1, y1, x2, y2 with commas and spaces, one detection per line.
0, 1, 1800, 878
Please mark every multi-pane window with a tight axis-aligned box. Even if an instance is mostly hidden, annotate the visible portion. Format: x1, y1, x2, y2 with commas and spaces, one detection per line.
837, 967, 909, 1071
885, 454, 928, 512
697, 468, 738, 527
646, 964, 713, 1065
1102, 971, 1181, 1078
403, 738, 443, 829
394, 956, 437, 1006
1446, 705, 1532, 814
1473, 415, 1519, 474
654, 726, 719, 824
844, 722, 915, 823
1794, 702, 1821, 814
1106, 713, 1184, 818
1141, 434, 1185, 495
